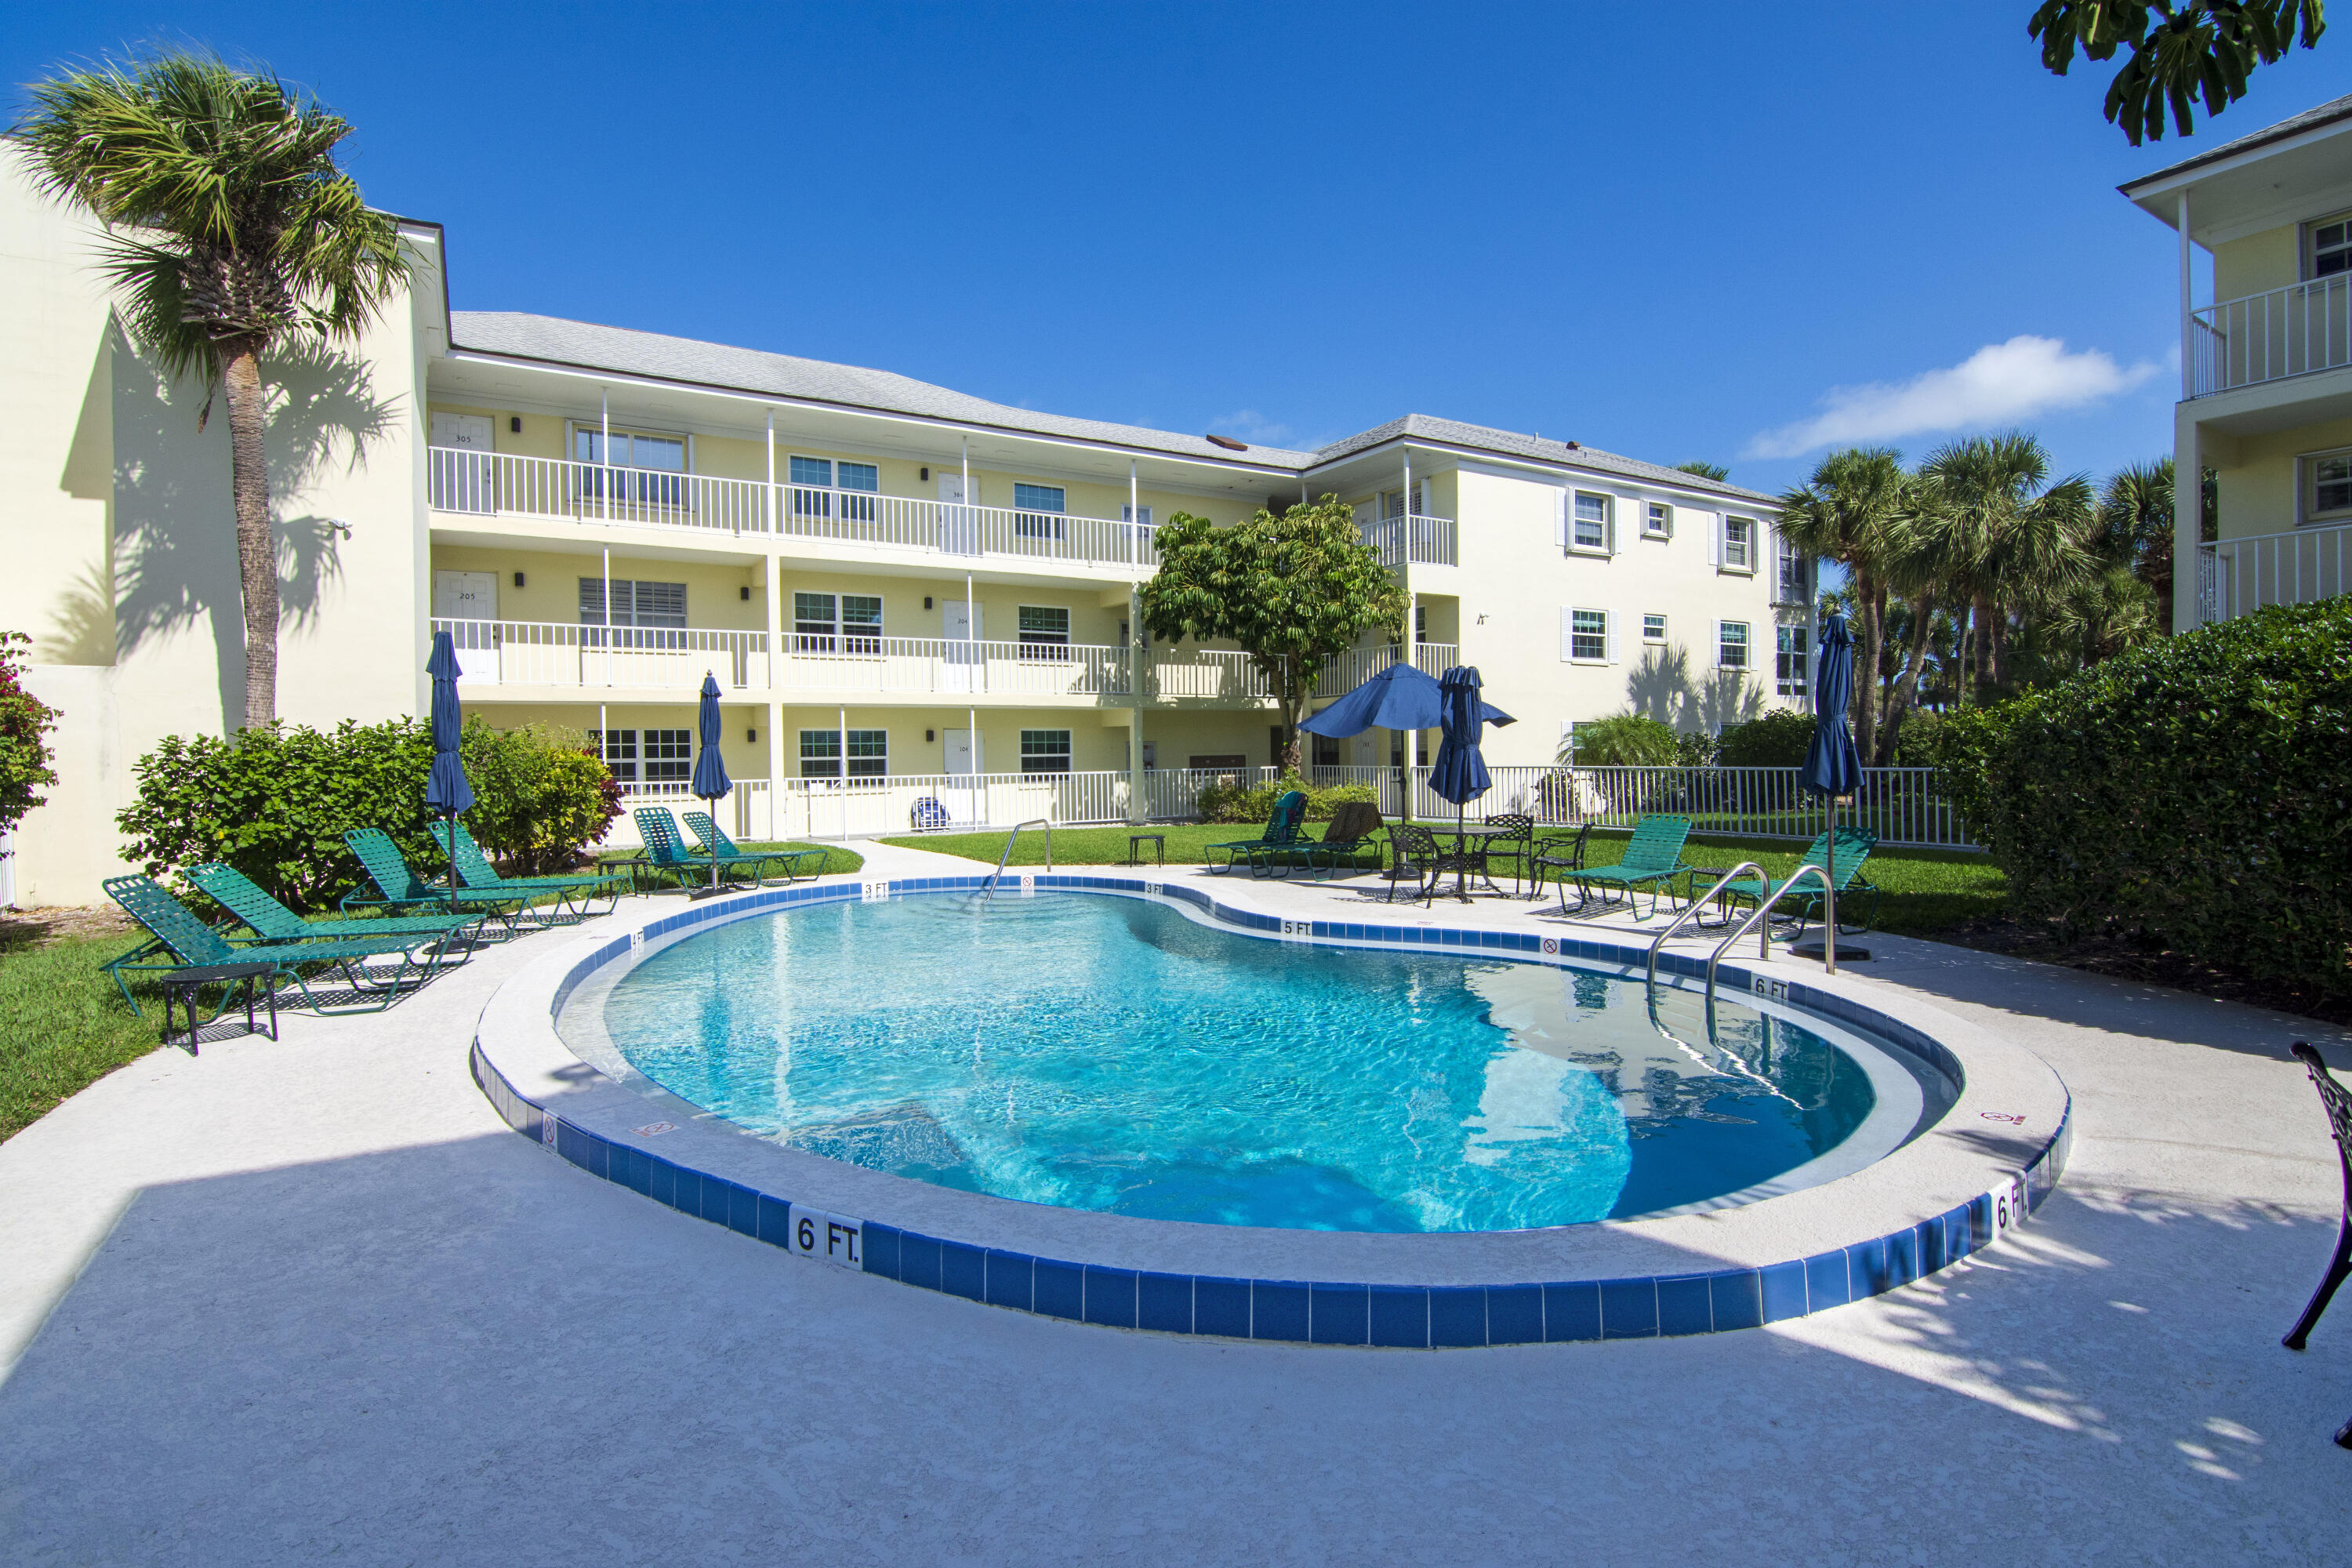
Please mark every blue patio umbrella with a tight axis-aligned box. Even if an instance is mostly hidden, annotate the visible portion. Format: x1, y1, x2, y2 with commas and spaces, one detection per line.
1299, 660, 1509, 739
1428, 666, 1516, 901
423, 630, 475, 913
690, 672, 732, 895
1796, 615, 1866, 969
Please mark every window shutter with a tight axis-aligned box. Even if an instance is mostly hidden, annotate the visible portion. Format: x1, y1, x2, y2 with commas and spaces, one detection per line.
1606, 610, 1620, 664
1706, 514, 1721, 567
1417, 477, 1432, 516
1552, 489, 1567, 550
1559, 606, 1575, 662
1712, 619, 1725, 667
1606, 507, 1617, 555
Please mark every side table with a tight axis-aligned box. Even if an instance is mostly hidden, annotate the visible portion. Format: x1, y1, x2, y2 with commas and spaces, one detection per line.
1126, 833, 1167, 869
160, 960, 279, 1054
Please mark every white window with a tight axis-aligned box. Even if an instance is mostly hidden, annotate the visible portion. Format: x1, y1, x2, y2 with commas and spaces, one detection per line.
1013, 483, 1066, 540
1722, 516, 1755, 572
1121, 503, 1153, 528
793, 591, 883, 653
1644, 502, 1671, 537
1018, 604, 1071, 659
592, 728, 637, 785
2310, 212, 2352, 279
2306, 448, 2352, 521
789, 456, 880, 524
1719, 620, 1750, 670
800, 728, 888, 780
1777, 626, 1809, 698
579, 579, 686, 652
1642, 613, 1668, 642
1564, 608, 1609, 662
574, 424, 685, 506
1572, 492, 1611, 552
1020, 728, 1073, 775
1777, 538, 1812, 604
596, 728, 693, 786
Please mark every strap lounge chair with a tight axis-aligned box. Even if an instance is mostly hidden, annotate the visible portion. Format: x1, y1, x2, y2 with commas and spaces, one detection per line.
103, 874, 470, 1017
1206, 790, 1308, 876
429, 820, 630, 921
632, 806, 762, 893
1711, 827, 1880, 938
187, 862, 492, 947
683, 811, 826, 885
1298, 800, 1389, 882
339, 829, 535, 927
1562, 814, 1692, 921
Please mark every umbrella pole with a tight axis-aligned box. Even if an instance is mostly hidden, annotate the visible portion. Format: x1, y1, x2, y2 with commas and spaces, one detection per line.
1824, 806, 1836, 976
446, 811, 459, 914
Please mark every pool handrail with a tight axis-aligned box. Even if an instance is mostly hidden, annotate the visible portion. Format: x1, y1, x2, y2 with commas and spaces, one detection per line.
1702, 862, 1835, 1011
1643, 862, 1769, 994
980, 819, 1052, 909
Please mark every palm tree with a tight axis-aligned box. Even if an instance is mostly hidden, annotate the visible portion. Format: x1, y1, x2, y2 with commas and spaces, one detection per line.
1915, 433, 2097, 702
2094, 457, 2177, 614
1772, 446, 1912, 764
17, 53, 408, 729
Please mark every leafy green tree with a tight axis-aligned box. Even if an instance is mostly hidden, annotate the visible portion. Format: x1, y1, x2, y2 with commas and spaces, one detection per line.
1674, 460, 1731, 482
1139, 498, 1406, 774
1916, 433, 2097, 702
17, 53, 408, 730
2030, 1, 2326, 145
1773, 447, 1915, 764
1555, 713, 1679, 766
0, 633, 61, 840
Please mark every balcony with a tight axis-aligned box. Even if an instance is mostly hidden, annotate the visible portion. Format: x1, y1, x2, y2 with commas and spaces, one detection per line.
2195, 522, 2352, 622
430, 619, 1279, 703
1356, 513, 1457, 567
1310, 641, 1459, 698
2190, 276, 2352, 396
426, 449, 1161, 568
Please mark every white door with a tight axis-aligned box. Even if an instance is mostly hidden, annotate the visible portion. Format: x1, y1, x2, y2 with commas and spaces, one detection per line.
942, 598, 982, 693
938, 470, 978, 555
428, 413, 495, 514
432, 570, 501, 683
944, 727, 980, 775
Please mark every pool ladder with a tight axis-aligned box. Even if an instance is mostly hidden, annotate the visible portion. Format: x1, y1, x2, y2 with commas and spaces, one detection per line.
978, 819, 1052, 910
1641, 860, 1836, 1027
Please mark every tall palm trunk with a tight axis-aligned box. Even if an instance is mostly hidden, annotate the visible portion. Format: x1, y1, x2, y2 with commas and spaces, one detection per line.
1852, 568, 1883, 766
1970, 591, 1998, 701
1880, 593, 1937, 753
222, 344, 278, 729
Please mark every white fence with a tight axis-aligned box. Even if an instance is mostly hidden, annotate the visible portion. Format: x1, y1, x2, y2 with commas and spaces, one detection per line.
434, 619, 764, 689
427, 448, 1161, 568
1311, 642, 1457, 698
2195, 523, 2352, 623
603, 779, 774, 847
1356, 514, 1457, 566
769, 767, 1271, 840
2191, 275, 2352, 395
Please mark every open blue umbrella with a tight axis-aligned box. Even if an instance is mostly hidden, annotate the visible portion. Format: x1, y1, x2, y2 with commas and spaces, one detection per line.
1300, 660, 1511, 739
1427, 666, 1516, 901
690, 672, 732, 896
423, 631, 475, 913
1795, 615, 1865, 968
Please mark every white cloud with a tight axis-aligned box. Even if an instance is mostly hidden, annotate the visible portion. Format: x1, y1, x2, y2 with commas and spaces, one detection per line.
1744, 336, 2163, 460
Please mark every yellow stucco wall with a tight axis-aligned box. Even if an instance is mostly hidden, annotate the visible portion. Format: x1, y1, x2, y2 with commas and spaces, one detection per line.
2209, 414, 2352, 537
2212, 223, 2303, 302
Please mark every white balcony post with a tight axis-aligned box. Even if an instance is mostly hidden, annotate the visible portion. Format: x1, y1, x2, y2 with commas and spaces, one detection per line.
2179, 191, 2194, 401
600, 388, 611, 523
765, 408, 776, 534
763, 550, 782, 689
1127, 580, 1144, 825
601, 546, 613, 686
2176, 419, 2202, 632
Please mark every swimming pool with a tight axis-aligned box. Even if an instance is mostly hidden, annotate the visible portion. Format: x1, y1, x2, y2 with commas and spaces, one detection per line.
575, 892, 1939, 1233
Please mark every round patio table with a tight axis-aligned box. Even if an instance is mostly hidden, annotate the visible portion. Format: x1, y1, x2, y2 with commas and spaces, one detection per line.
1434, 825, 1519, 902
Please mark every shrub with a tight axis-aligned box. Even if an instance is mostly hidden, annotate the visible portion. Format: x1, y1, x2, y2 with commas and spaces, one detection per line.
119, 717, 622, 910
0, 631, 60, 837
1561, 713, 1679, 766
1935, 599, 2352, 1001
1194, 775, 1378, 824
1717, 709, 1817, 768
1671, 727, 1721, 768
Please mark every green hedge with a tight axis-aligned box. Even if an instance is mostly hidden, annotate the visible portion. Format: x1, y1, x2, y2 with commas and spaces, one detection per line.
1936, 599, 2352, 1000
1717, 709, 1817, 768
1194, 775, 1378, 825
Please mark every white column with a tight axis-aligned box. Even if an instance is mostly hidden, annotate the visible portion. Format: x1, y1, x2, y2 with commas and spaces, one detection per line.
763, 550, 782, 691
765, 408, 777, 534
1127, 579, 1145, 825
601, 546, 612, 687
600, 388, 611, 523
2179, 191, 2195, 400
766, 697, 784, 840
838, 702, 849, 842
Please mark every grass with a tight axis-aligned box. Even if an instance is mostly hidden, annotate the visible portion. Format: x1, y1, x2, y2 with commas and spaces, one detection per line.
0, 924, 166, 1143
877, 822, 2006, 938
593, 840, 866, 879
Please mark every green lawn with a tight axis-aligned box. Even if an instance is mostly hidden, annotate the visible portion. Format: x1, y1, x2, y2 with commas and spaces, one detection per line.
0, 929, 166, 1143
877, 822, 2005, 938
593, 840, 866, 879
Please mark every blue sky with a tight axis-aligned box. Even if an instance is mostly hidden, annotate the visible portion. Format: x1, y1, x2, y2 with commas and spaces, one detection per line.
8, 2, 2344, 496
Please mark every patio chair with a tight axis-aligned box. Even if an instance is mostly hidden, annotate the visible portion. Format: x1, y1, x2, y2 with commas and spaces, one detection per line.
187, 862, 492, 947
683, 810, 826, 885
1561, 814, 1692, 921
428, 820, 630, 922
633, 806, 760, 893
1479, 813, 1537, 897
1528, 824, 1592, 905
1711, 827, 1880, 938
1298, 800, 1389, 882
1384, 821, 1479, 906
102, 874, 469, 1018
339, 829, 535, 927
2282, 1042, 2352, 1448
1206, 789, 1308, 876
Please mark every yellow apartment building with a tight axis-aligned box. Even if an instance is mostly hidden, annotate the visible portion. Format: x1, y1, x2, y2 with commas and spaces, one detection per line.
0, 148, 1806, 905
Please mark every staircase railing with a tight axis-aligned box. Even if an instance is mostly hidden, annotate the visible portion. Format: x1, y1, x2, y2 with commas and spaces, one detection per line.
979, 819, 1052, 909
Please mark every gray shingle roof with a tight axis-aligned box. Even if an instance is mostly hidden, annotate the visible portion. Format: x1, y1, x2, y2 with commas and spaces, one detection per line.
448, 311, 1769, 499
2119, 90, 2352, 191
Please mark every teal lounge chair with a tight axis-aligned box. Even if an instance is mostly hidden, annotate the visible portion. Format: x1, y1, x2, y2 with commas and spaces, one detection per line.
632, 807, 757, 893
683, 811, 826, 885
103, 874, 468, 1017
187, 862, 492, 948
1713, 827, 1880, 936
1563, 814, 1692, 921
1207, 790, 1308, 876
339, 829, 533, 926
428, 820, 630, 921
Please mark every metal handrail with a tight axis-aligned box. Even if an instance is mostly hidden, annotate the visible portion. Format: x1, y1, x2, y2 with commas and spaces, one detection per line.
1702, 862, 1835, 1014
1644, 862, 1769, 993
979, 818, 1052, 909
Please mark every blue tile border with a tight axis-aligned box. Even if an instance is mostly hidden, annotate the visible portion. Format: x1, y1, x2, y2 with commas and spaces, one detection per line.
474, 877, 2074, 1349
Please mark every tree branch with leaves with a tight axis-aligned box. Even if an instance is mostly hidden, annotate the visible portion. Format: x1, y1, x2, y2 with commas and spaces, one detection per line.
2030, 1, 2326, 144
1138, 499, 1406, 775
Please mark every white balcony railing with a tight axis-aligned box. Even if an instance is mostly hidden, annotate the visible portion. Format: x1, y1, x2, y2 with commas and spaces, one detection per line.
1356, 513, 1457, 566
426, 448, 1162, 568
1310, 641, 1458, 698
2190, 276, 2352, 396
433, 619, 765, 688
2195, 522, 2352, 623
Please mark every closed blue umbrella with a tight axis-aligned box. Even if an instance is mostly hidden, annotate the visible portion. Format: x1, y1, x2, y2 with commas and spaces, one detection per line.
423, 631, 475, 912
1428, 666, 1516, 901
691, 672, 732, 895
1796, 615, 1865, 969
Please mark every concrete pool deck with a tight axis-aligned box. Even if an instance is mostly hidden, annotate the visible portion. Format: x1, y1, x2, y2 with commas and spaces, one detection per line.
2, 839, 2349, 1563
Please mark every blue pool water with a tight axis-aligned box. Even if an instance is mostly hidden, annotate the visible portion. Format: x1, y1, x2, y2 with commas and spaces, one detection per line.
588, 894, 1886, 1232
